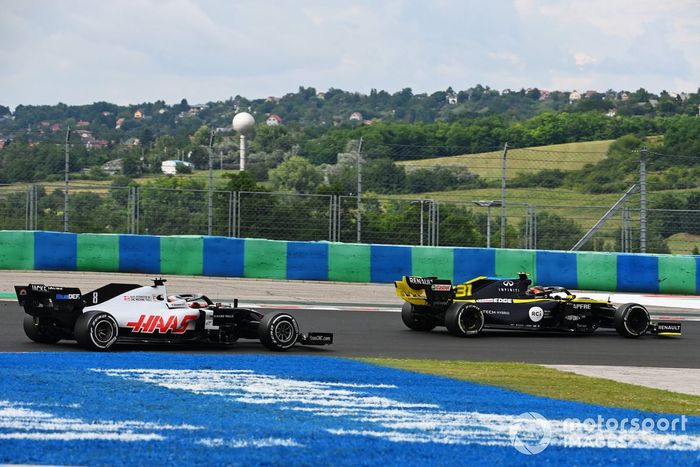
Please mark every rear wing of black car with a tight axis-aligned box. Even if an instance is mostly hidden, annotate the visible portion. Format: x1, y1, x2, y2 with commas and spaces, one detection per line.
15, 284, 84, 316
394, 276, 455, 306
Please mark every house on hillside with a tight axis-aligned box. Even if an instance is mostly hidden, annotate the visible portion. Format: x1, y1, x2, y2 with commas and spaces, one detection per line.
115, 117, 125, 129
266, 114, 282, 126
101, 159, 123, 175
134, 109, 145, 119
569, 90, 581, 103
161, 160, 194, 175
349, 111, 363, 121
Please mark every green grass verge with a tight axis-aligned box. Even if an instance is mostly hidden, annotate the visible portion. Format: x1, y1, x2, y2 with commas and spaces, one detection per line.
359, 358, 700, 416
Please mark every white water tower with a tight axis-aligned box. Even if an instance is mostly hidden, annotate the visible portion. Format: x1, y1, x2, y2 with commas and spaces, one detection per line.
232, 112, 255, 171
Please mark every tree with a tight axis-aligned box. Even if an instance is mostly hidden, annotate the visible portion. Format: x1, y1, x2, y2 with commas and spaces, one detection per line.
363, 159, 406, 194
268, 156, 322, 193
222, 171, 267, 192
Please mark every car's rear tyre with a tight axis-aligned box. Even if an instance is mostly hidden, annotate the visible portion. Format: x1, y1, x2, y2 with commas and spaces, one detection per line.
74, 311, 119, 351
258, 313, 299, 351
23, 316, 62, 344
614, 303, 650, 338
445, 303, 484, 337
401, 302, 437, 332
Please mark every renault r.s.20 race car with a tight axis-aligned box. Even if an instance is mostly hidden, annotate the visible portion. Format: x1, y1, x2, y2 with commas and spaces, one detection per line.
395, 273, 682, 338
15, 278, 333, 351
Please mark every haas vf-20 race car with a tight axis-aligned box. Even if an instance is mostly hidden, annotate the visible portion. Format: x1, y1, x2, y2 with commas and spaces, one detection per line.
15, 278, 333, 351
395, 273, 682, 338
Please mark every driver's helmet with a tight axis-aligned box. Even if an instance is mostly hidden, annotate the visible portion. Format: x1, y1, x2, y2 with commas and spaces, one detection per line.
528, 286, 545, 296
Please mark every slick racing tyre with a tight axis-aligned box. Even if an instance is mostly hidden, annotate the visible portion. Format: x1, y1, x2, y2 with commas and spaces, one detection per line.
258, 313, 299, 351
614, 303, 650, 338
401, 302, 437, 332
23, 315, 62, 344
74, 311, 119, 351
445, 303, 484, 337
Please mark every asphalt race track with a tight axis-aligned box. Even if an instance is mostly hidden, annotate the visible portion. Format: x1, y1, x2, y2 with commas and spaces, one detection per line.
1, 301, 698, 368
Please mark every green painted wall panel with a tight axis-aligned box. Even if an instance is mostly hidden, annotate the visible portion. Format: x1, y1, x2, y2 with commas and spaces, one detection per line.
77, 234, 119, 271
412, 246, 454, 279
495, 249, 537, 283
577, 252, 617, 291
244, 238, 287, 279
658, 255, 696, 294
0, 231, 34, 270
160, 236, 203, 275
328, 243, 371, 282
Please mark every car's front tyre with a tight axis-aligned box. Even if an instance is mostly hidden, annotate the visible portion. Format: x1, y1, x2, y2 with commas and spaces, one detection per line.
74, 311, 119, 351
401, 302, 437, 332
445, 303, 485, 337
614, 303, 650, 338
23, 316, 62, 344
258, 313, 299, 351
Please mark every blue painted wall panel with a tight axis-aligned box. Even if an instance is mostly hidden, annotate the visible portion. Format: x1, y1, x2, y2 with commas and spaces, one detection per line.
536, 251, 578, 288
287, 242, 328, 280
202, 236, 244, 277
617, 254, 659, 292
697, 256, 700, 294
34, 231, 77, 270
453, 248, 496, 283
370, 245, 412, 283
119, 235, 160, 273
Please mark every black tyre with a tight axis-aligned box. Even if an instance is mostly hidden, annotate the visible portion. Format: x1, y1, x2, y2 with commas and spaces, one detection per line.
23, 315, 62, 344
614, 303, 650, 338
445, 303, 484, 337
74, 311, 119, 351
258, 313, 299, 351
401, 302, 437, 332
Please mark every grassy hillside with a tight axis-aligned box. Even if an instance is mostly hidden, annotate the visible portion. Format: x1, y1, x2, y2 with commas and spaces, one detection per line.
397, 140, 614, 179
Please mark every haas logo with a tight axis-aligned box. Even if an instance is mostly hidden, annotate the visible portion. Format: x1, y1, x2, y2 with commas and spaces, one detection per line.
126, 314, 198, 334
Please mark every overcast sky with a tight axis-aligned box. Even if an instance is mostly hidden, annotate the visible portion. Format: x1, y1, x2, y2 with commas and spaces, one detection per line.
1, 0, 698, 109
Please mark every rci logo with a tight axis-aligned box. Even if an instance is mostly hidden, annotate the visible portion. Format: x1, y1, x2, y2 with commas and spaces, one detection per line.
528, 306, 544, 322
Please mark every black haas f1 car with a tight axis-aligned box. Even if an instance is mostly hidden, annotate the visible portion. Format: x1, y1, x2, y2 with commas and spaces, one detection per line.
395, 273, 682, 338
15, 278, 333, 351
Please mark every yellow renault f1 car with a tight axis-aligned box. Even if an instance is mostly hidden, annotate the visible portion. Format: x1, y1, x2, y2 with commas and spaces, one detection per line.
395, 273, 682, 338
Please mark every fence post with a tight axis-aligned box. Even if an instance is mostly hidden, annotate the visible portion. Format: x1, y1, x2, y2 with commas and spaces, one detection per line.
356, 137, 363, 243
500, 142, 508, 248
64, 126, 71, 232
639, 147, 647, 253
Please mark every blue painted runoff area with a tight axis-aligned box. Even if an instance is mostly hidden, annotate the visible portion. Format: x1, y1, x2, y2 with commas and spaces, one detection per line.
0, 352, 697, 466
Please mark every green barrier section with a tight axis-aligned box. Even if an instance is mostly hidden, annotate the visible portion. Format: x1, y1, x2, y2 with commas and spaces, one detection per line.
495, 249, 537, 283
77, 234, 120, 271
658, 255, 696, 294
160, 236, 203, 275
412, 246, 454, 279
576, 252, 617, 291
244, 238, 287, 279
0, 231, 34, 270
328, 243, 371, 282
